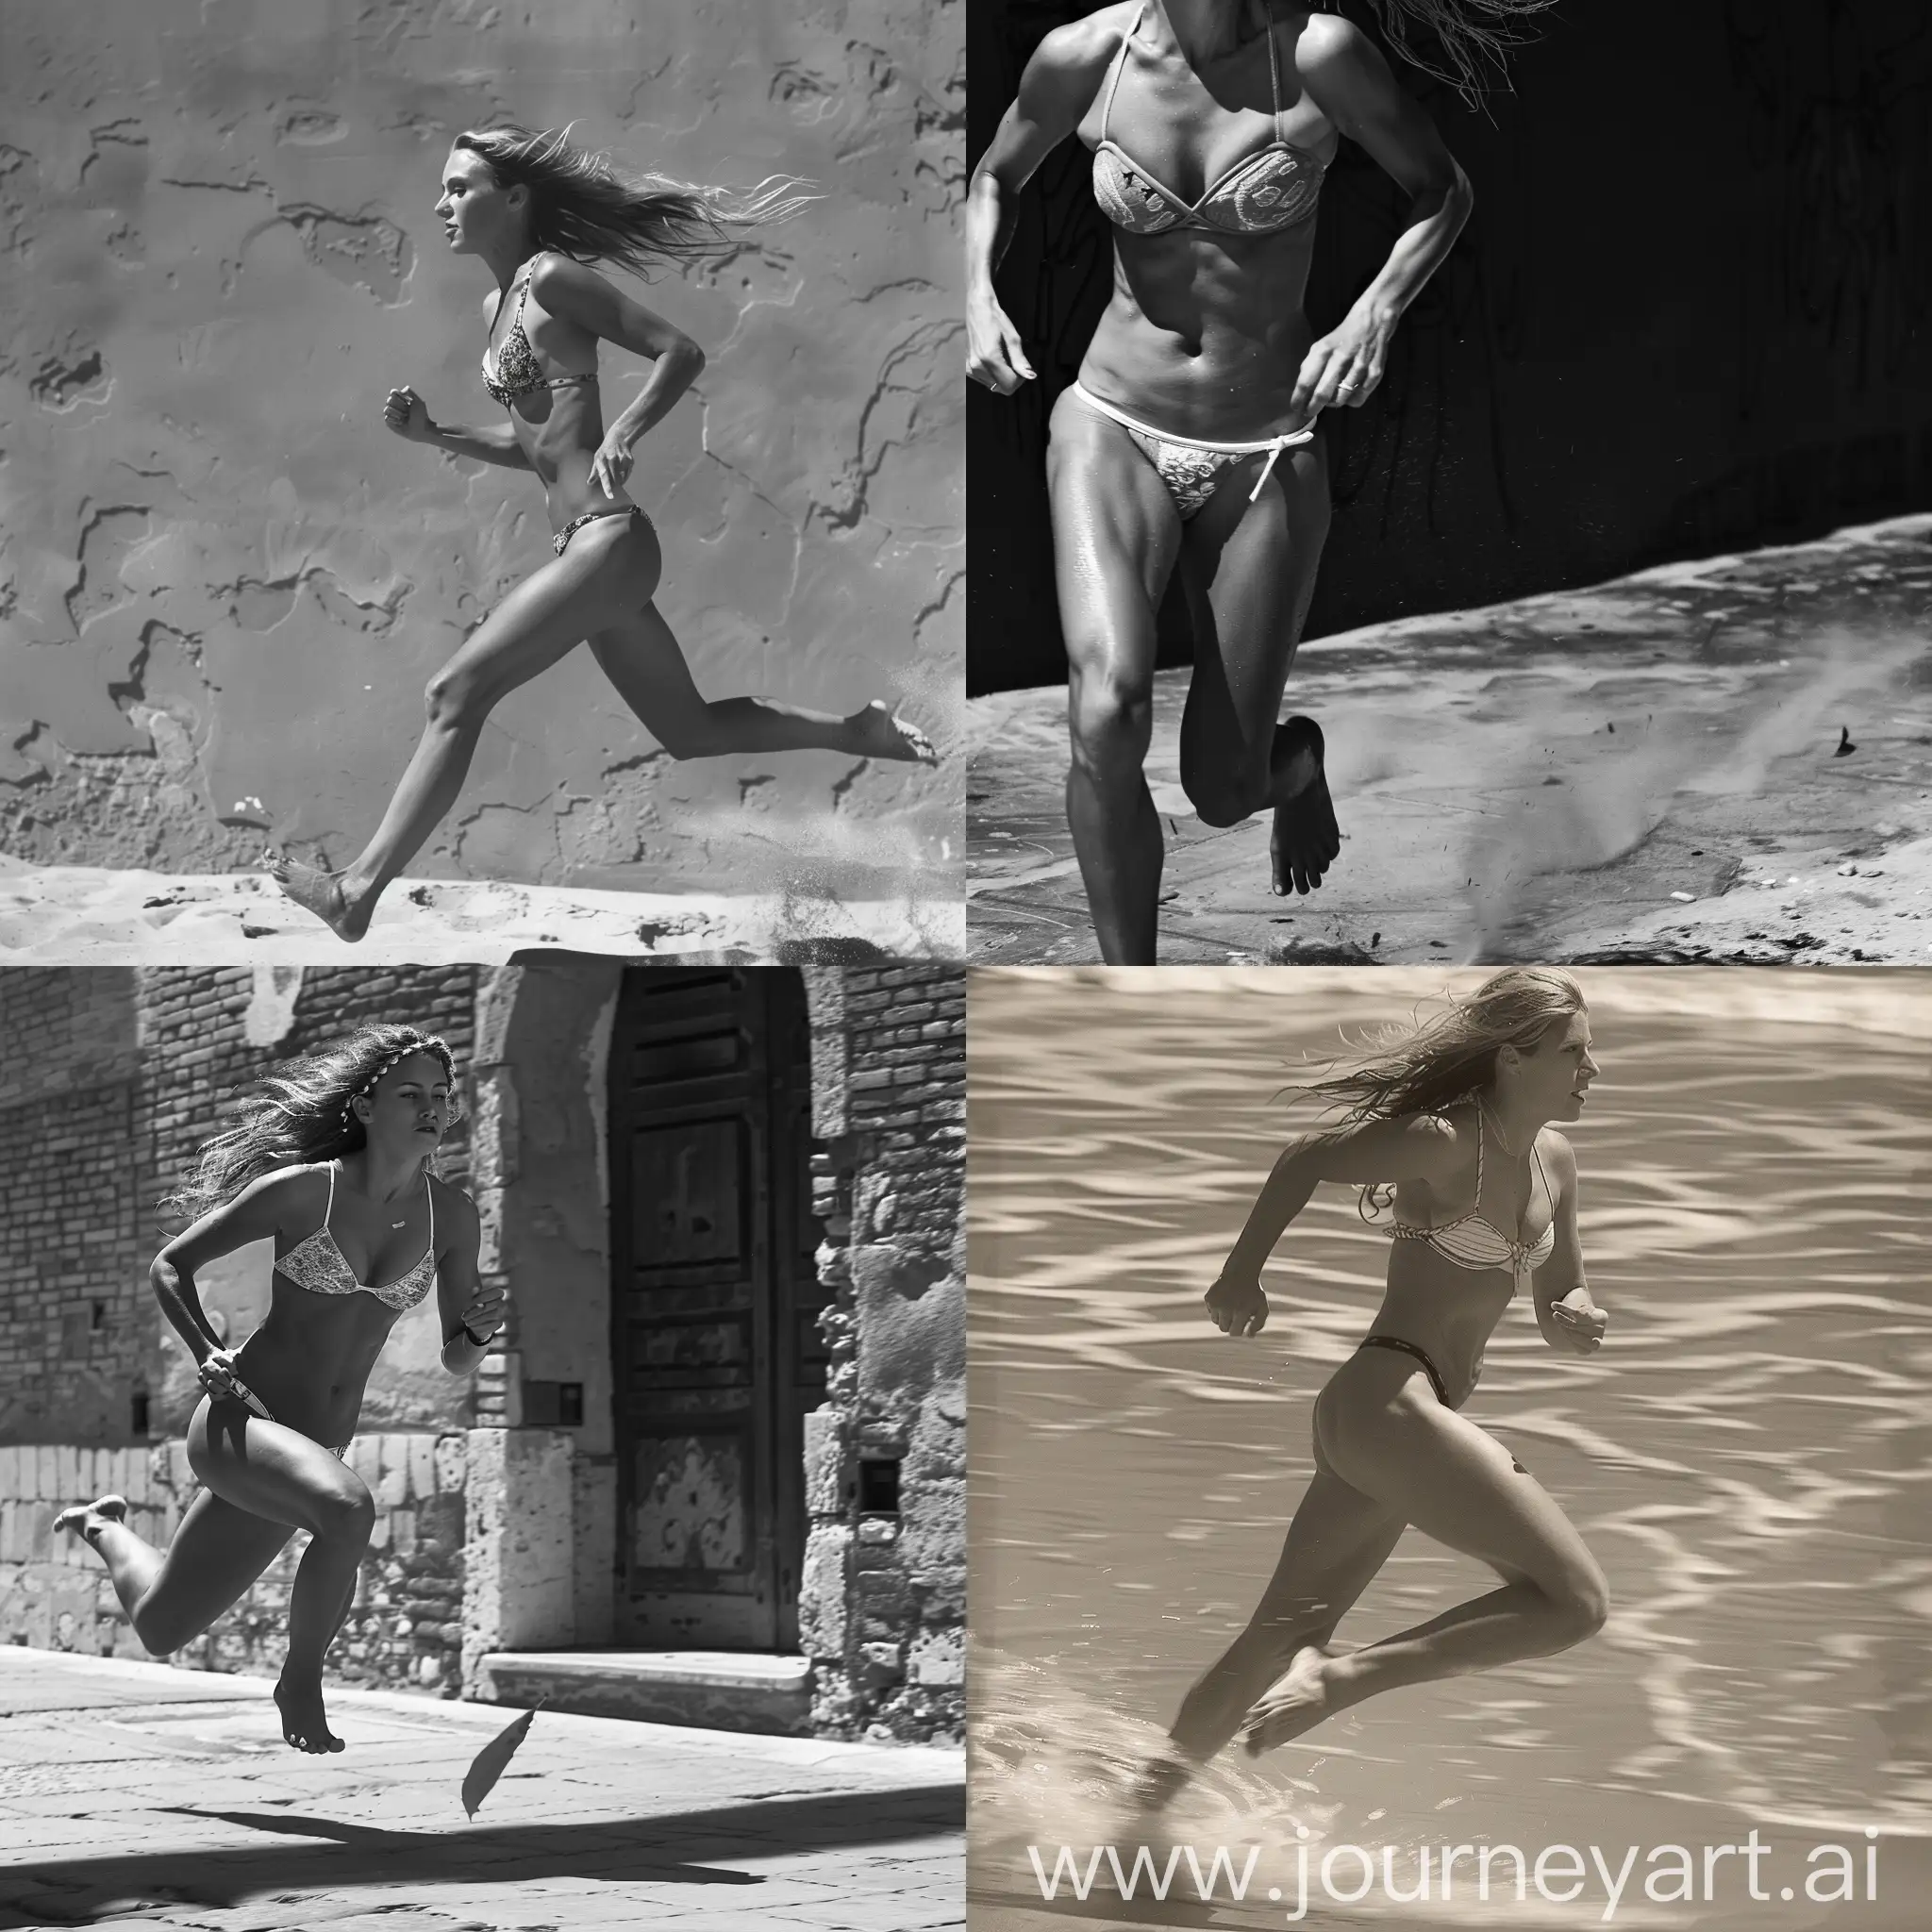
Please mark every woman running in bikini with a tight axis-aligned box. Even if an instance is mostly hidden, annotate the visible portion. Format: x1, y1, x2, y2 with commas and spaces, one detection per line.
56, 1026, 493, 1754
1139, 965, 1609, 1806
272, 125, 934, 941
968, 2, 1551, 962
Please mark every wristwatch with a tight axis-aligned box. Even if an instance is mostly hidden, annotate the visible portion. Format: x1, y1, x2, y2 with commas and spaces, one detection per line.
458, 1323, 499, 1348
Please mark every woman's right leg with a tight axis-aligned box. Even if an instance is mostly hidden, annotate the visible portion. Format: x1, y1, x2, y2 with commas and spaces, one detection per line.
1045, 388, 1185, 964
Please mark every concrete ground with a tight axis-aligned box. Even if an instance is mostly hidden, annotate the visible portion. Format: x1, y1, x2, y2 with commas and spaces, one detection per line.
0, 865, 963, 965
0, 1648, 962, 1931
968, 516, 1932, 965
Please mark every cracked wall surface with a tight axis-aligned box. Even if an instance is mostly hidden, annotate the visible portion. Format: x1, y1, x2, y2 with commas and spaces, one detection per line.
0, 0, 963, 903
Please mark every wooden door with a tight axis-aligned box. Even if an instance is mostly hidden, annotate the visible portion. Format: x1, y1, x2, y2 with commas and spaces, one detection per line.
608, 968, 825, 1649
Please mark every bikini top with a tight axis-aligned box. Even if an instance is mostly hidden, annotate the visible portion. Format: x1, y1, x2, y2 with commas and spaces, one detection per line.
1372, 1108, 1556, 1292
1091, 2, 1327, 237
482, 262, 598, 408
275, 1161, 439, 1313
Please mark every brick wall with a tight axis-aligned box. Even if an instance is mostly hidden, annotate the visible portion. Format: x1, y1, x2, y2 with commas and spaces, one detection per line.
137, 964, 478, 1253
808, 966, 965, 1741
0, 972, 144, 1443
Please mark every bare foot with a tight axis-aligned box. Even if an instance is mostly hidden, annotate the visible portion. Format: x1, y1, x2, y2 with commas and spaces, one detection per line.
264, 849, 373, 942
53, 1494, 127, 1543
275, 1673, 346, 1754
1240, 1643, 1338, 1755
848, 699, 936, 765
1270, 715, 1341, 896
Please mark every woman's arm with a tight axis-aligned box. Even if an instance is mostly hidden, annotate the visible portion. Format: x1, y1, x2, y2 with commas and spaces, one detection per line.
420, 419, 533, 468
966, 18, 1116, 392
1291, 15, 1475, 418
151, 1170, 313, 1366
1223, 1113, 1463, 1282
1530, 1134, 1607, 1354
384, 385, 533, 468
531, 255, 705, 461
429, 1184, 504, 1375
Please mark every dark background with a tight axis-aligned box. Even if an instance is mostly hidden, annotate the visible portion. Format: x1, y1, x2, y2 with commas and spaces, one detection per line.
968, 0, 1932, 693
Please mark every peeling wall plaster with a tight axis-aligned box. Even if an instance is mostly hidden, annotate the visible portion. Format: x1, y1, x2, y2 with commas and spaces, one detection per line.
0, 0, 963, 902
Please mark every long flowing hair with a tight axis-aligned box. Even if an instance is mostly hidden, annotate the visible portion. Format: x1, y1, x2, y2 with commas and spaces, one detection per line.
1332, 0, 1562, 106
1293, 964, 1585, 1124
454, 123, 814, 278
164, 1025, 462, 1226
1290, 966, 1585, 1221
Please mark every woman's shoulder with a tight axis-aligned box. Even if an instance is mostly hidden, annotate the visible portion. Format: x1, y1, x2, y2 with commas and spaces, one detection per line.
1033, 5, 1136, 81
1293, 6, 1372, 68
425, 1170, 480, 1226
1534, 1126, 1577, 1175
238, 1161, 331, 1219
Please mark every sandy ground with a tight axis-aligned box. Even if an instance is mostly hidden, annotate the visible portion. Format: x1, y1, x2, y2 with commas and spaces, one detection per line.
0, 1646, 961, 1930
968, 516, 1932, 965
0, 861, 963, 964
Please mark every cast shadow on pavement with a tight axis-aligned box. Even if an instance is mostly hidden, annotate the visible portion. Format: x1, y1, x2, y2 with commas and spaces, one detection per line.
0, 1783, 964, 1926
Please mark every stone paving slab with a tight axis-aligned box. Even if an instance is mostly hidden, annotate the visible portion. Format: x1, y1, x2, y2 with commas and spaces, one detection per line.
968, 516, 1932, 965
0, 1648, 962, 1930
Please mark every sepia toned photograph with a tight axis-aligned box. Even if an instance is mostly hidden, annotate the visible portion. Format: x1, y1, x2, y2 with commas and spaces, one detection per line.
0, 961, 964, 1926
969, 965, 1930, 1928
0, 0, 964, 963
966, 1, 1932, 965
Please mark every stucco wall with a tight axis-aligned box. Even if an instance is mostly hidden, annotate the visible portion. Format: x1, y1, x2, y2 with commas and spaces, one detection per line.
471, 959, 623, 1646
0, 0, 963, 904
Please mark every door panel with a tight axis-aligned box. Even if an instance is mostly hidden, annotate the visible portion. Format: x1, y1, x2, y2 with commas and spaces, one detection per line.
608, 968, 818, 1649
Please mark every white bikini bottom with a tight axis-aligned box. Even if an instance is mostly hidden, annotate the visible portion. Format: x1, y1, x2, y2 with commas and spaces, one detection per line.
1070, 381, 1317, 520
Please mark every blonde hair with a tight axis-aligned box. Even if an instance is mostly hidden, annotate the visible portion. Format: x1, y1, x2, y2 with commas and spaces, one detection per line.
454, 123, 813, 278
1295, 967, 1586, 1125
164, 1025, 461, 1224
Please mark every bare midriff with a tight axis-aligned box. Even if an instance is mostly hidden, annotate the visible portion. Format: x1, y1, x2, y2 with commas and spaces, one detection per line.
504, 383, 636, 535
1366, 1249, 1520, 1406
228, 1277, 403, 1447
1078, 218, 1320, 441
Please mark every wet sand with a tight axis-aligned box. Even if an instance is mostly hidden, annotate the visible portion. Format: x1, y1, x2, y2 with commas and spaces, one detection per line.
968, 968, 1932, 1929
968, 518, 1932, 966
0, 859, 962, 963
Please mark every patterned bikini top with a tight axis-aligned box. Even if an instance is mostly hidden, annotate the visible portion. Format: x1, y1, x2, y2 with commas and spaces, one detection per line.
1372, 1108, 1556, 1293
276, 1161, 439, 1313
1091, 2, 1327, 237
482, 261, 598, 408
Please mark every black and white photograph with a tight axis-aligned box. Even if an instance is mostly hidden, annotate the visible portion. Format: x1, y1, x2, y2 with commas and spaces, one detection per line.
965, 1, 1932, 965
0, 961, 964, 1927
0, 0, 963, 963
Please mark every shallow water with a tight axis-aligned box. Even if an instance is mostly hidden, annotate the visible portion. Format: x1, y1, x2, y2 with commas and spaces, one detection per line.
969, 969, 1932, 1929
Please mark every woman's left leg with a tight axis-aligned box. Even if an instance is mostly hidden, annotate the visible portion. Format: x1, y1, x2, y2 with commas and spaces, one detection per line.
1136, 1462, 1405, 1807
587, 602, 935, 763
1174, 441, 1341, 897
269, 515, 666, 941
